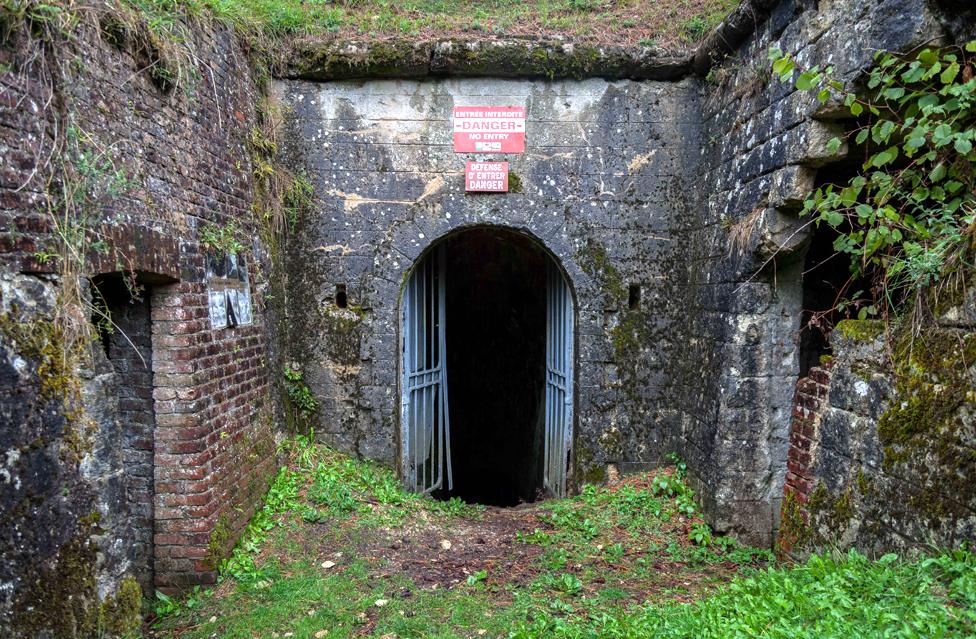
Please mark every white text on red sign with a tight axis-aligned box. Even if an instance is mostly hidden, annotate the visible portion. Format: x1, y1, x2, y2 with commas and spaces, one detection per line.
465, 162, 509, 192
453, 106, 526, 153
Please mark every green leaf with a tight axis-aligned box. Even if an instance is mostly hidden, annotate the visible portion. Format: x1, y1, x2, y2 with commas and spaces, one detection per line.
929, 163, 947, 182
917, 93, 939, 110
796, 71, 817, 90
824, 211, 844, 227
856, 129, 869, 145
966, 40, 976, 53
882, 86, 905, 100
954, 137, 973, 154
902, 63, 925, 83
932, 123, 953, 146
826, 137, 842, 154
872, 120, 896, 144
870, 147, 898, 167
850, 101, 864, 116
917, 48, 938, 65
940, 62, 960, 84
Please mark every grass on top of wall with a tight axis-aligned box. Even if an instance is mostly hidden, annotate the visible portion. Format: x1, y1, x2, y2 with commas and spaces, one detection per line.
149, 437, 976, 639
125, 0, 739, 47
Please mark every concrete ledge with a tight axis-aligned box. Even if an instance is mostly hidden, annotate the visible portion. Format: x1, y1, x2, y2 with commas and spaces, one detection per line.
282, 37, 694, 81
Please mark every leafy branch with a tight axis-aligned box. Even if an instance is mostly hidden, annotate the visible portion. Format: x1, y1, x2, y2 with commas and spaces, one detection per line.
770, 41, 976, 319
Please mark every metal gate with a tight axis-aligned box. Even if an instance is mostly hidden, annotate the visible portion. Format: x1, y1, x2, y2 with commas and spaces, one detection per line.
544, 262, 574, 497
401, 245, 453, 493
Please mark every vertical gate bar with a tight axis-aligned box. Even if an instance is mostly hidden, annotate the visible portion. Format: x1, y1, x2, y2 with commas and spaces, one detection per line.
566, 283, 573, 496
550, 266, 556, 493
554, 265, 559, 491
422, 386, 428, 490
430, 252, 437, 488
544, 265, 551, 493
413, 267, 420, 491
409, 272, 417, 490
551, 266, 556, 492
403, 276, 411, 489
439, 245, 453, 490
417, 265, 424, 490
563, 274, 569, 494
559, 273, 566, 494
556, 267, 562, 494
422, 257, 429, 491
552, 267, 558, 492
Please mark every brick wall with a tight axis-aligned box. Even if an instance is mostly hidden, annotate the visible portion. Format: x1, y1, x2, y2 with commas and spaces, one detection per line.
152, 281, 276, 587
783, 365, 832, 506
0, 9, 280, 631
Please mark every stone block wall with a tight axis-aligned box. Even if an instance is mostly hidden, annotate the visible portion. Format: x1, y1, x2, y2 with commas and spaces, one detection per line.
779, 311, 976, 555
0, 11, 279, 635
276, 77, 705, 485
683, 0, 969, 545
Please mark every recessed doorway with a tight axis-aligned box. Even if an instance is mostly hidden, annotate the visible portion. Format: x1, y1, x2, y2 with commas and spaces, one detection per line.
400, 227, 574, 506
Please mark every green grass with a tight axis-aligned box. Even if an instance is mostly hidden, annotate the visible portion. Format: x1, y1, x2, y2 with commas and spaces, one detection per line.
511, 549, 976, 638
119, 0, 739, 47
151, 440, 975, 639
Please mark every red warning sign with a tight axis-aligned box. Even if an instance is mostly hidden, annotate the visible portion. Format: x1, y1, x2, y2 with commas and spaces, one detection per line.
465, 162, 509, 192
453, 106, 526, 153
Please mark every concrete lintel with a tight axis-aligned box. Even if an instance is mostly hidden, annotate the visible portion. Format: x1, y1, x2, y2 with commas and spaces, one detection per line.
282, 37, 694, 82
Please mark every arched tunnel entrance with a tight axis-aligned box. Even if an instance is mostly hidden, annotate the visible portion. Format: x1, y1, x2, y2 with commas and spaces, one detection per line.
400, 227, 574, 506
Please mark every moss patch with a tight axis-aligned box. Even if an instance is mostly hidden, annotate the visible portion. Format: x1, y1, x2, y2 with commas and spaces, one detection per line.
576, 238, 626, 305
507, 171, 523, 193
208, 513, 233, 571
99, 577, 143, 636
870, 323, 975, 527
776, 491, 811, 557
13, 515, 101, 638
834, 319, 886, 342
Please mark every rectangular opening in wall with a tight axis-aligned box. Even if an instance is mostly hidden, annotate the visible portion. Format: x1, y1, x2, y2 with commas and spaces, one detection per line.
90, 274, 156, 595
335, 284, 348, 309
628, 284, 641, 310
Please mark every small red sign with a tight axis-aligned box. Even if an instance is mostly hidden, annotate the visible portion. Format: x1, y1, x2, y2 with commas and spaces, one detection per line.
465, 162, 509, 192
453, 106, 526, 153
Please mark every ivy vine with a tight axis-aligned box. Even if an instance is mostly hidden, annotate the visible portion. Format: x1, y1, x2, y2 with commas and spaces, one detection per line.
770, 41, 976, 318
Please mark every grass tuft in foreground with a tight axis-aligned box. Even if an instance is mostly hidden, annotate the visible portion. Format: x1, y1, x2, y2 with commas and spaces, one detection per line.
150, 438, 976, 639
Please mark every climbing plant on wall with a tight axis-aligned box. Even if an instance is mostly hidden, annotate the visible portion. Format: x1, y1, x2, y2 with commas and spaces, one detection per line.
770, 42, 976, 318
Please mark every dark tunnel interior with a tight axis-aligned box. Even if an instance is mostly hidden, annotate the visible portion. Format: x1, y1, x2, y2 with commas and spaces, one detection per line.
436, 228, 549, 506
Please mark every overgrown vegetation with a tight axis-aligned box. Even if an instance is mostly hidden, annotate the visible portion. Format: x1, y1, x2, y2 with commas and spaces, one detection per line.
282, 366, 318, 430
152, 438, 975, 639
200, 219, 246, 257
770, 42, 976, 322
122, 0, 735, 47
3, 0, 737, 70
